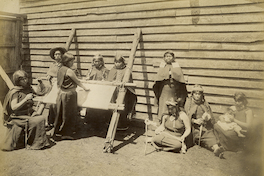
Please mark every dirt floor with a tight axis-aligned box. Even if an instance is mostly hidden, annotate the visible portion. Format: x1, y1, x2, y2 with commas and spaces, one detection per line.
0, 114, 262, 176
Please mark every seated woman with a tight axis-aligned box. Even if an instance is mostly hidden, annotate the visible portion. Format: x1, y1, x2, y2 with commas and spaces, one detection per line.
85, 54, 109, 81
214, 92, 253, 152
150, 98, 191, 153
153, 50, 187, 124
51, 52, 90, 140
107, 54, 137, 130
184, 84, 224, 157
1, 70, 51, 151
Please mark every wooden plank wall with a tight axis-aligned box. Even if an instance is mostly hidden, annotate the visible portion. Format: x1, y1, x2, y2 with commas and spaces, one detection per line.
20, 0, 264, 120
0, 11, 24, 103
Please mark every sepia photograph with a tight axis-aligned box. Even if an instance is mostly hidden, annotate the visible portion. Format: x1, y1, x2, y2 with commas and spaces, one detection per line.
0, 0, 263, 175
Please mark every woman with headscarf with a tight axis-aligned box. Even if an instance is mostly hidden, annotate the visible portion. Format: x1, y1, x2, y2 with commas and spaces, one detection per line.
184, 84, 224, 158
153, 50, 187, 124
1, 70, 50, 151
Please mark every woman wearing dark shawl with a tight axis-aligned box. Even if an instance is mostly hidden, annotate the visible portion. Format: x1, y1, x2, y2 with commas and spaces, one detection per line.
107, 54, 137, 130
184, 84, 224, 158
1, 70, 50, 151
153, 50, 187, 123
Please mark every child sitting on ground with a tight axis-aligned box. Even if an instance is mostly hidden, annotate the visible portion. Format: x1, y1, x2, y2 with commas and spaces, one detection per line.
217, 113, 246, 138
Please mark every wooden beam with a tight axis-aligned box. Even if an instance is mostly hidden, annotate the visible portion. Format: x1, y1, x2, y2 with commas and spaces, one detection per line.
0, 65, 14, 89
65, 28, 76, 51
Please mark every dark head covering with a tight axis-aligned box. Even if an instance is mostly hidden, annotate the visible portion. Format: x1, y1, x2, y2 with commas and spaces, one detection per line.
49, 47, 67, 60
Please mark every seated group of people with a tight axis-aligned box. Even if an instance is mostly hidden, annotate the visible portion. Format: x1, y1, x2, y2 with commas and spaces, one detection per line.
0, 48, 253, 159
149, 50, 254, 158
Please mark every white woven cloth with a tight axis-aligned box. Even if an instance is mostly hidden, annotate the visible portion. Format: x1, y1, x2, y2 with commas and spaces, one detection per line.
42, 82, 116, 110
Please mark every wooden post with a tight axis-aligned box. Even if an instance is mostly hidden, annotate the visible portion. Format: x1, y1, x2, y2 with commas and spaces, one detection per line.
0, 65, 14, 89
65, 28, 76, 51
103, 28, 141, 153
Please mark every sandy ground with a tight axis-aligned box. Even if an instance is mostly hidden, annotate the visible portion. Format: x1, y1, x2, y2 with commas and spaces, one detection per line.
0, 115, 262, 176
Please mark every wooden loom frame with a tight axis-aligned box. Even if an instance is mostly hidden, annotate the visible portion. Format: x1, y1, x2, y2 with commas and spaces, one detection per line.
34, 28, 142, 153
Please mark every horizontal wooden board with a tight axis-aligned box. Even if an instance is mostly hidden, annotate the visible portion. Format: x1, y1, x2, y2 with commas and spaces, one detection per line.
187, 76, 264, 89
22, 40, 264, 51
20, 0, 102, 8
20, 0, 255, 14
23, 24, 264, 38
24, 2, 264, 20
20, 0, 164, 11
27, 9, 178, 25
26, 3, 264, 25
24, 13, 264, 31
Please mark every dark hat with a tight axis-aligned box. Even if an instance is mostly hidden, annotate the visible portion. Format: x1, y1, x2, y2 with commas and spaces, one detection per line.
49, 47, 67, 60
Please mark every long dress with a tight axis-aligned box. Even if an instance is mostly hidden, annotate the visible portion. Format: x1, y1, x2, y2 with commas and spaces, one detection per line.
47, 62, 80, 127
51, 66, 78, 137
153, 61, 187, 122
152, 111, 186, 151
107, 65, 137, 128
214, 106, 251, 151
1, 86, 50, 151
184, 96, 217, 149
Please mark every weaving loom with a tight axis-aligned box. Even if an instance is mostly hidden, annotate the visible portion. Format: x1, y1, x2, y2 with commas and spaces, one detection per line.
42, 81, 118, 110
36, 28, 141, 153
